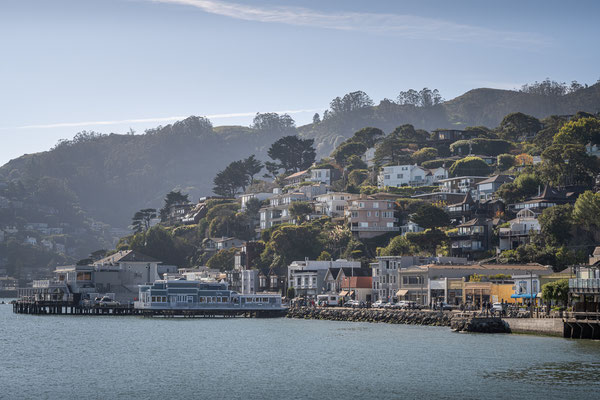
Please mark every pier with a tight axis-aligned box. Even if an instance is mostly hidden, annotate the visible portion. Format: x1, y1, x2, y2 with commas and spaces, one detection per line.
12, 299, 286, 318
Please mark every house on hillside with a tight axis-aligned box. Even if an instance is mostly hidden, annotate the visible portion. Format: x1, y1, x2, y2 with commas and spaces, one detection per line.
283, 170, 310, 186
510, 185, 573, 213
499, 209, 541, 251
346, 196, 399, 239
308, 168, 341, 186
432, 129, 478, 141
446, 192, 476, 225
476, 174, 514, 200
449, 218, 494, 259
259, 191, 310, 230
314, 192, 357, 218
378, 165, 428, 188
425, 167, 449, 185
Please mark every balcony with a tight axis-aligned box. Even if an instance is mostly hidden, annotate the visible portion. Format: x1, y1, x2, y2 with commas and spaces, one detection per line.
570, 278, 600, 294
350, 226, 400, 232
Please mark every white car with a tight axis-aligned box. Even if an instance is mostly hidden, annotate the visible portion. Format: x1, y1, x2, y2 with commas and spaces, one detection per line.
373, 300, 388, 308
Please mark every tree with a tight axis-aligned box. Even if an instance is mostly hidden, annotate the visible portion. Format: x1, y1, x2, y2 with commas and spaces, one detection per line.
397, 88, 443, 107
312, 113, 321, 124
497, 154, 516, 171
345, 155, 367, 171
377, 235, 413, 256
331, 141, 367, 165
245, 197, 263, 219
412, 147, 438, 165
496, 173, 541, 204
243, 155, 263, 184
328, 91, 373, 115
289, 201, 313, 224
317, 250, 332, 261
411, 204, 450, 229
267, 135, 316, 173
391, 124, 428, 142
206, 248, 237, 271
131, 208, 157, 233
448, 157, 491, 177
405, 229, 448, 254
450, 138, 513, 156
497, 112, 542, 141
539, 204, 573, 246
252, 112, 296, 132
351, 127, 384, 148
159, 191, 190, 221
374, 135, 411, 166
553, 117, 600, 146
347, 169, 369, 187
541, 279, 569, 304
572, 191, 600, 235
213, 160, 249, 197
264, 225, 324, 267
541, 143, 598, 186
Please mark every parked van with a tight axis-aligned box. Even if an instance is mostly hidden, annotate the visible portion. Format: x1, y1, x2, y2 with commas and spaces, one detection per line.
317, 294, 340, 307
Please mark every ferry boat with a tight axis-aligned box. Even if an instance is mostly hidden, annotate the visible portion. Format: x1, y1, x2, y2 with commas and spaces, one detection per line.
134, 279, 287, 316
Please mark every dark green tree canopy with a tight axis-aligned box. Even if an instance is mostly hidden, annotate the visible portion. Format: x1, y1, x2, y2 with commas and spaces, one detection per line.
131, 208, 157, 233
327, 91, 373, 116
213, 160, 250, 197
160, 191, 190, 221
331, 141, 367, 165
251, 112, 296, 133
449, 156, 491, 177
498, 112, 542, 141
351, 127, 384, 148
410, 204, 450, 229
267, 135, 316, 174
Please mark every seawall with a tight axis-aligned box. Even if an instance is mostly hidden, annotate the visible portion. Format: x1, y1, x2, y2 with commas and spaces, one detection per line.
503, 318, 564, 337
287, 307, 510, 333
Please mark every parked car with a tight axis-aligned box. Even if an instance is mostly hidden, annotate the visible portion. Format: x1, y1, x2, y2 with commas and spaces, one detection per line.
373, 300, 388, 308
438, 302, 454, 311
491, 302, 507, 315
98, 296, 120, 307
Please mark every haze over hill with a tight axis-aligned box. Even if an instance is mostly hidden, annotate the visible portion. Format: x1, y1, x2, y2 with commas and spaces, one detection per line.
1, 83, 599, 229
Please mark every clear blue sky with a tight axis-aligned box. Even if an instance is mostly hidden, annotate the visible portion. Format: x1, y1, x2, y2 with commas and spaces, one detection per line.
1, 0, 599, 165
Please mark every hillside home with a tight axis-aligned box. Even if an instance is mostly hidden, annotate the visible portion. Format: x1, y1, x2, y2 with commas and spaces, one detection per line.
313, 192, 356, 218
498, 209, 540, 251
510, 185, 573, 213
378, 164, 428, 187
425, 167, 449, 185
362, 147, 376, 167
432, 129, 478, 141
283, 170, 310, 186
445, 192, 476, 224
346, 196, 398, 239
240, 192, 272, 210
259, 192, 309, 230
308, 168, 340, 185
449, 218, 494, 259
411, 191, 466, 205
438, 176, 488, 196
476, 175, 514, 200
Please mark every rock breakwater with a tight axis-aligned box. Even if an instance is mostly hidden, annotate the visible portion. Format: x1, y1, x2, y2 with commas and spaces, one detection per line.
287, 307, 510, 334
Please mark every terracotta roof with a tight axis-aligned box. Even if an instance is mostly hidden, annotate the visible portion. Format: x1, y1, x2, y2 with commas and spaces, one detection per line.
284, 170, 309, 180
341, 276, 372, 289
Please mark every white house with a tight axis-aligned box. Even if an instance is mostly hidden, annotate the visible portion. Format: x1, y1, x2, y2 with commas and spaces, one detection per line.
308, 169, 332, 185
362, 147, 376, 167
313, 192, 356, 217
241, 269, 259, 294
378, 165, 428, 188
23, 236, 37, 246
499, 209, 541, 251
240, 192, 272, 210
425, 167, 448, 185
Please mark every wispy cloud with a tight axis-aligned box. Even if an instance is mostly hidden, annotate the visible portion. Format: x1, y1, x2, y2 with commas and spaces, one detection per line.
4, 108, 318, 130
152, 0, 547, 47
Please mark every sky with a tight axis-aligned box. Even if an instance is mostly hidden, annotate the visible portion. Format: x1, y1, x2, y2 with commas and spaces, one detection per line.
1, 0, 599, 165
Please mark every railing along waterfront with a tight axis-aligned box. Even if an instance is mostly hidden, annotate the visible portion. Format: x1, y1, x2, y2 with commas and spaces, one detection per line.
569, 278, 600, 292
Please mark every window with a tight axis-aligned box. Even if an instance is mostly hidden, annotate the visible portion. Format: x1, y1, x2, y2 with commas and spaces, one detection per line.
384, 175, 390, 180
397, 174, 403, 179
373, 202, 379, 208
187, 296, 193, 303
359, 202, 365, 208
367, 211, 371, 217
375, 211, 379, 217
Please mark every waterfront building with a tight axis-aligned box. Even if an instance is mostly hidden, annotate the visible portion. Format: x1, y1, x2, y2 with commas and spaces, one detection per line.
569, 247, 600, 312
398, 263, 551, 306
371, 256, 468, 302
135, 280, 284, 312
288, 259, 361, 299
339, 276, 373, 302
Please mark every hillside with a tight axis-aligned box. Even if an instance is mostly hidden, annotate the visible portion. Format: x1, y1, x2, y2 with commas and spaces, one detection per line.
1, 82, 599, 232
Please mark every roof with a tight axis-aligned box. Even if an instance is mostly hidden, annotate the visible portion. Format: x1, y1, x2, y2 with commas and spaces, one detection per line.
338, 268, 371, 278
531, 185, 566, 201
340, 276, 372, 289
94, 250, 160, 265
458, 218, 490, 227
476, 175, 514, 185
284, 170, 309, 180
410, 263, 549, 272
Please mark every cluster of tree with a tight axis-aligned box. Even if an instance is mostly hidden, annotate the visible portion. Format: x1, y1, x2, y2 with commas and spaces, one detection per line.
396, 88, 443, 107
449, 138, 513, 156
324, 91, 374, 119
520, 79, 590, 97
213, 155, 263, 197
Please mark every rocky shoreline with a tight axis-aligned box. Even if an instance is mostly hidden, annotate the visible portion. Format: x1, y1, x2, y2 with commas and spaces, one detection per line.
286, 307, 510, 334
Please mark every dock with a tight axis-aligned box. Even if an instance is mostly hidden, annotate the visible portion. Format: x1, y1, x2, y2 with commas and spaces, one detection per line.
12, 299, 287, 318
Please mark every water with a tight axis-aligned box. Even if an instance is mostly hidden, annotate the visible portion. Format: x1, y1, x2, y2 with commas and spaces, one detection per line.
1, 302, 600, 400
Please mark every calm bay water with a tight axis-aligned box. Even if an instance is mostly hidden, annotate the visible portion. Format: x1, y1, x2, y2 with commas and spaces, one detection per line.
1, 302, 600, 400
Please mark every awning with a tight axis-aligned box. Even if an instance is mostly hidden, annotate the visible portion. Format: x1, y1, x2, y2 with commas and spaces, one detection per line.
348, 291, 355, 296
396, 289, 409, 297
510, 293, 538, 299
339, 290, 349, 296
